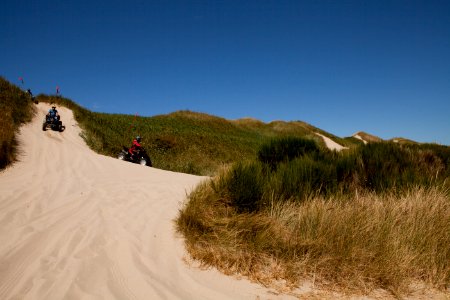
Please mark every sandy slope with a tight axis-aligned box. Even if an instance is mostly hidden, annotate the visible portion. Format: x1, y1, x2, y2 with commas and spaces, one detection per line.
0, 104, 296, 300
315, 133, 348, 151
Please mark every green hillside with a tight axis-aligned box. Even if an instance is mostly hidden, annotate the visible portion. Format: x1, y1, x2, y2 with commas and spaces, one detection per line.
0, 76, 442, 176
3, 77, 358, 174
31, 94, 357, 175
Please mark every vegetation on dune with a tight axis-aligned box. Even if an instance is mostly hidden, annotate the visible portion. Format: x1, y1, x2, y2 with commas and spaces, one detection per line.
214, 138, 449, 213
354, 131, 383, 143
178, 184, 450, 296
3, 76, 353, 174
0, 77, 35, 169
35, 94, 346, 175
3, 77, 449, 297
177, 137, 450, 296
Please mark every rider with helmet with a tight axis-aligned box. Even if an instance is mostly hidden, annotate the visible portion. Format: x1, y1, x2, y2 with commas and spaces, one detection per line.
129, 136, 142, 160
47, 106, 60, 123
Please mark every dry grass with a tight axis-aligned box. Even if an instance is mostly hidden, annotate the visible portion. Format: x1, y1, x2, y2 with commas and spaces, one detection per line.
177, 183, 450, 297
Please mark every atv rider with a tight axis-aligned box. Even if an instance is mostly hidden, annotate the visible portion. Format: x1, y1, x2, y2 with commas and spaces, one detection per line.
47, 106, 60, 124
129, 136, 142, 161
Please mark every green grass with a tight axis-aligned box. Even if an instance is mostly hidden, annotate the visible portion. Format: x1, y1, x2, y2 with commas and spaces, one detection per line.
0, 77, 35, 169
209, 138, 450, 213
4, 77, 354, 175
35, 94, 353, 175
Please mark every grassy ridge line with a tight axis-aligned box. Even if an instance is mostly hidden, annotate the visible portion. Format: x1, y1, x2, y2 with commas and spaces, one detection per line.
0, 77, 35, 169
36, 94, 356, 175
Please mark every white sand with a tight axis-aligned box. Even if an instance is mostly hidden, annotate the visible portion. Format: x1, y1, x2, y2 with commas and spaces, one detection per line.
353, 134, 368, 144
315, 133, 348, 151
0, 104, 298, 300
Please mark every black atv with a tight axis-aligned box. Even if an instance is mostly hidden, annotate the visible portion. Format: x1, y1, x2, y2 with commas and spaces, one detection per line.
117, 146, 152, 167
42, 116, 65, 132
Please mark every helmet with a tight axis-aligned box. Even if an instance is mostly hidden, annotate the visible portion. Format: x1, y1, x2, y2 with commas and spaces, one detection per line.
136, 136, 141, 142
52, 106, 56, 109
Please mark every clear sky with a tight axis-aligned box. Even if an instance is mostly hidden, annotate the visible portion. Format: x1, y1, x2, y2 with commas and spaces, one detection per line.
1, 0, 449, 145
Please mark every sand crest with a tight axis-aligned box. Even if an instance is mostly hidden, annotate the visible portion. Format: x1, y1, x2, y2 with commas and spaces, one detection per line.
0, 103, 296, 299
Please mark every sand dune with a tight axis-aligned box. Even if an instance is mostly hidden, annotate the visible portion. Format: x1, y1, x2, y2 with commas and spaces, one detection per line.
315, 132, 347, 151
0, 104, 295, 299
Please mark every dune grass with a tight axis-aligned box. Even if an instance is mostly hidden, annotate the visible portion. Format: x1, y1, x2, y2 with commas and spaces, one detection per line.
0, 77, 35, 169
176, 138, 450, 296
177, 179, 450, 296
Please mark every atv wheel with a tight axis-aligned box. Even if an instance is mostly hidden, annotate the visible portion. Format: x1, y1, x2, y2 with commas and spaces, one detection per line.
42, 123, 47, 131
139, 158, 147, 166
118, 153, 126, 160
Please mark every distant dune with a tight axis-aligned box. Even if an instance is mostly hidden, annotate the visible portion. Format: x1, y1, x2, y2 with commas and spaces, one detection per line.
352, 131, 383, 144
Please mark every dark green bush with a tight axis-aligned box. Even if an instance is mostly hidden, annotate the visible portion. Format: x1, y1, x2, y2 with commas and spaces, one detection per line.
258, 137, 321, 170
223, 138, 450, 211
268, 156, 338, 202
357, 143, 448, 192
225, 161, 266, 213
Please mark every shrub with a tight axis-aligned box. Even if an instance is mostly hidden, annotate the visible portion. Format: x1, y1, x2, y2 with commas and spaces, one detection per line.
358, 143, 449, 192
224, 138, 450, 210
257, 137, 320, 170
267, 156, 338, 202
225, 161, 266, 213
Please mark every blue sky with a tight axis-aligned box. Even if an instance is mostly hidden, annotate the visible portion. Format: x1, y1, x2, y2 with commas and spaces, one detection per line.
2, 0, 449, 145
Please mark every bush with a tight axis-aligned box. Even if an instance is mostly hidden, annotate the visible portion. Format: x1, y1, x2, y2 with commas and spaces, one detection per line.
269, 156, 338, 202
225, 161, 266, 213
223, 138, 450, 210
258, 137, 320, 170
358, 143, 448, 192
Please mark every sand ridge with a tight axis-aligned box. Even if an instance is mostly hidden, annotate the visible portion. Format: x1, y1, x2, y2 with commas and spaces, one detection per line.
315, 132, 348, 151
0, 103, 296, 299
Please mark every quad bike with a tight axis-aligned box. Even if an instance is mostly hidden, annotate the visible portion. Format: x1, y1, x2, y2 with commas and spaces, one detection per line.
42, 116, 65, 132
117, 146, 152, 167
